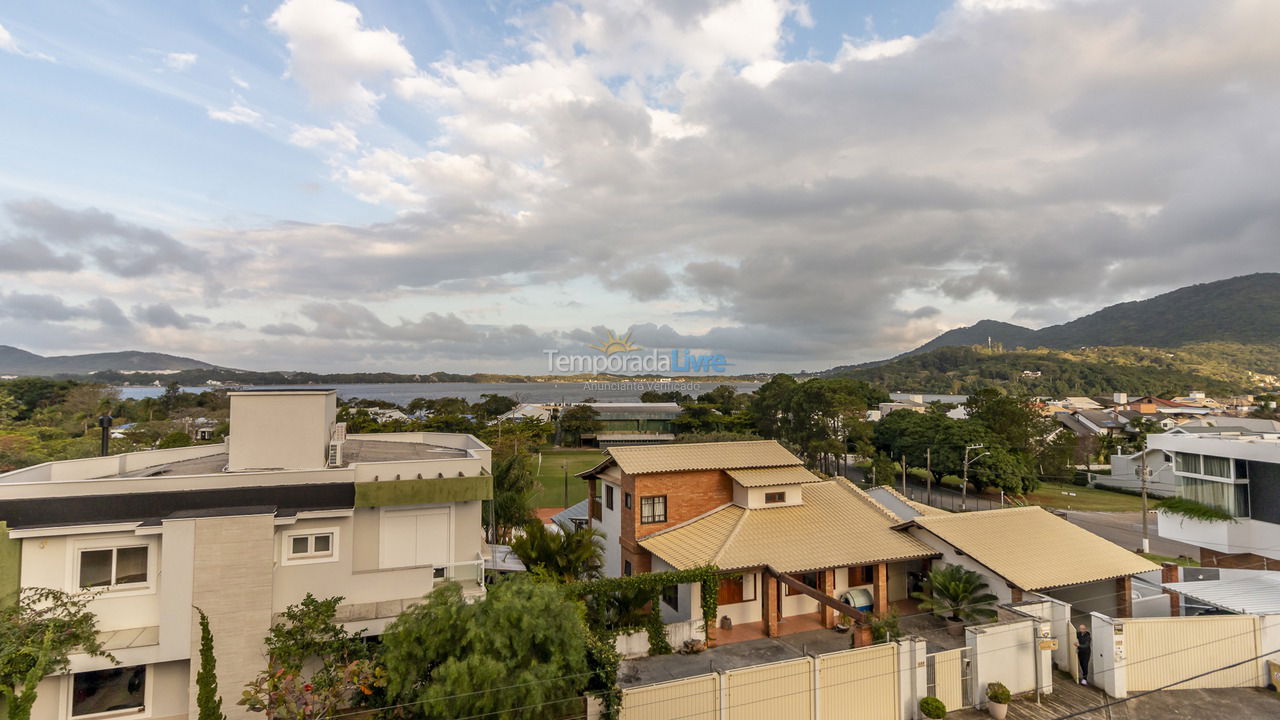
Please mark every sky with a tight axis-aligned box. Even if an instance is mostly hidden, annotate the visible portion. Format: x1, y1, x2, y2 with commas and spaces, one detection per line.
1, 0, 1278, 375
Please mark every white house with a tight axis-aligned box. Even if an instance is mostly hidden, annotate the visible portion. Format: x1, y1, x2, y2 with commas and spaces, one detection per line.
0, 389, 492, 720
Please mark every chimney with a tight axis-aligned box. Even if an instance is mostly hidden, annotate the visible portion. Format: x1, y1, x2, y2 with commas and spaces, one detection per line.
1113, 392, 1128, 405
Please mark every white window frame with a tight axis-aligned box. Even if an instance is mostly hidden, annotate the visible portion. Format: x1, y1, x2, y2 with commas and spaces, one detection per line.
64, 664, 152, 720
69, 536, 157, 597
281, 527, 339, 566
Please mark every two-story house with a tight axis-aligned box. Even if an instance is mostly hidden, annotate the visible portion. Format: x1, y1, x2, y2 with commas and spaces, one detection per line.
0, 389, 492, 720
579, 440, 939, 642
1150, 429, 1280, 569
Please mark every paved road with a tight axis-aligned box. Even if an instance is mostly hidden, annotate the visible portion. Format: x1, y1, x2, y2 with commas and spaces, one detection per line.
1057, 510, 1200, 559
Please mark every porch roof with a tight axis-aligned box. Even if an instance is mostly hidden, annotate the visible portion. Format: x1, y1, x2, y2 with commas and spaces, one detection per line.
638, 481, 938, 573
899, 506, 1158, 591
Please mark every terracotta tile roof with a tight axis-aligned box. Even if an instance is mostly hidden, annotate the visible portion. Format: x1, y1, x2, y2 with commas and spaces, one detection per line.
905, 506, 1158, 591
598, 440, 804, 475
639, 481, 938, 573
725, 466, 823, 488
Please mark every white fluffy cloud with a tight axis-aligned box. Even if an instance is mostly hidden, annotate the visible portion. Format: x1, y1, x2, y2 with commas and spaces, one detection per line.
0, 21, 54, 62
267, 0, 416, 119
207, 102, 264, 126
163, 51, 198, 71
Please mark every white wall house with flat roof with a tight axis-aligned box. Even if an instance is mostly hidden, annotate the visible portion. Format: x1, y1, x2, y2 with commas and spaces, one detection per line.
0, 389, 492, 720
1149, 431, 1280, 568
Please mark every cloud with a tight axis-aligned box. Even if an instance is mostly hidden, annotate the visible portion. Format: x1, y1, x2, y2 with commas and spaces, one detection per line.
0, 292, 132, 328
613, 265, 675, 301
267, 0, 416, 118
288, 122, 359, 152
163, 52, 198, 71
0, 22, 55, 62
207, 102, 264, 126
131, 302, 210, 329
3, 198, 205, 277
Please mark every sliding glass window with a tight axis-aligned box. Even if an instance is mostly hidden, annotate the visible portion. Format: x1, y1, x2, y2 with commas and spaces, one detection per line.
1201, 455, 1232, 478
1175, 452, 1201, 474
1177, 475, 1249, 517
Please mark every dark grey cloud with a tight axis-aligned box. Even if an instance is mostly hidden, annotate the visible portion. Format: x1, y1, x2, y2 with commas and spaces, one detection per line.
4, 199, 205, 277
0, 292, 132, 329
131, 302, 210, 329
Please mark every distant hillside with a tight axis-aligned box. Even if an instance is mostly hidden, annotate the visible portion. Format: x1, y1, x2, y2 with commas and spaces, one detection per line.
0, 346, 219, 376
899, 273, 1280, 357
827, 342, 1280, 396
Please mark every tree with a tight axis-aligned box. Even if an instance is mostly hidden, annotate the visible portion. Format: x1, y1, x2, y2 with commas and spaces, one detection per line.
911, 565, 998, 624
472, 394, 518, 420
158, 430, 193, 449
381, 577, 590, 720
640, 390, 690, 403
484, 453, 538, 543
0, 392, 19, 423
510, 520, 604, 581
195, 608, 226, 720
558, 405, 601, 446
0, 588, 112, 720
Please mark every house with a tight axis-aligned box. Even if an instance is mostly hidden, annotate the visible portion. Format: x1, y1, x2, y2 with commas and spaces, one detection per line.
0, 389, 492, 720
579, 440, 940, 642
367, 407, 409, 423
1150, 429, 1280, 570
495, 402, 682, 446
892, 506, 1158, 618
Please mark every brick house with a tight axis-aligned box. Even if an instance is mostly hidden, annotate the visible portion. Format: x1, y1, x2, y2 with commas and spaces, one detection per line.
580, 440, 939, 642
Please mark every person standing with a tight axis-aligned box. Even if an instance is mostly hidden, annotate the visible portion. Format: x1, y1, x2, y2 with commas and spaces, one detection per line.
1075, 623, 1092, 685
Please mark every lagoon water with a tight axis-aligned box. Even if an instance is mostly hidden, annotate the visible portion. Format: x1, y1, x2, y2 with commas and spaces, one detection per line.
116, 382, 963, 406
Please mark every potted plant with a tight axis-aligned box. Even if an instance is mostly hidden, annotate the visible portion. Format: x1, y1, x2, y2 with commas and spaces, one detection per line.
911, 565, 998, 636
834, 614, 851, 633
986, 681, 1011, 719
919, 696, 947, 719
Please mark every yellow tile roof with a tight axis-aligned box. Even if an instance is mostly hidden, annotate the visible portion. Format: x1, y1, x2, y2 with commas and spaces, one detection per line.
639, 481, 938, 573
601, 440, 804, 475
908, 506, 1159, 591
726, 466, 823, 488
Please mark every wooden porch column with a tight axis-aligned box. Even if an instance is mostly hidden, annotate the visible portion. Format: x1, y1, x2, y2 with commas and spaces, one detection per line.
762, 575, 779, 637
874, 563, 888, 615
819, 570, 836, 628
1115, 575, 1133, 618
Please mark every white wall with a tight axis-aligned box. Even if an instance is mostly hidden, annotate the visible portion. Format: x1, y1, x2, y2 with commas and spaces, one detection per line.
907, 528, 1017, 605
227, 391, 334, 470
599, 477, 623, 578
966, 618, 1051, 706
29, 660, 190, 720
1158, 510, 1280, 562
22, 531, 161, 632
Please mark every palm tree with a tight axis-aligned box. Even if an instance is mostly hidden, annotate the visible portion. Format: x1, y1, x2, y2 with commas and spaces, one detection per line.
510, 520, 604, 582
911, 564, 998, 624
484, 453, 538, 543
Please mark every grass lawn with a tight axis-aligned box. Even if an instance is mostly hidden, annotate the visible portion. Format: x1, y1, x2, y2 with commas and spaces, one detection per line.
1019, 481, 1148, 512
533, 448, 605, 508
1141, 553, 1200, 567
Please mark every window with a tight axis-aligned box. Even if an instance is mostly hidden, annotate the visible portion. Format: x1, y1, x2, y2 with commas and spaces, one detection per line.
640, 495, 667, 524
717, 574, 755, 604
1202, 455, 1232, 478
848, 565, 874, 586
79, 546, 148, 590
1234, 459, 1249, 480
1177, 476, 1250, 517
606, 485, 615, 511
284, 530, 337, 564
71, 665, 145, 718
764, 491, 786, 504
661, 584, 679, 612
786, 571, 821, 596
624, 492, 633, 509
623, 560, 633, 577
1175, 452, 1202, 474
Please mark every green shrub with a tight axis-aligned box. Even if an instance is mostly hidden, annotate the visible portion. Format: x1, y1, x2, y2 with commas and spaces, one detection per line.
940, 474, 965, 489
869, 608, 900, 644
157, 431, 193, 449
1070, 472, 1091, 487
987, 681, 1011, 704
919, 696, 947, 718
907, 467, 934, 483
1157, 496, 1236, 523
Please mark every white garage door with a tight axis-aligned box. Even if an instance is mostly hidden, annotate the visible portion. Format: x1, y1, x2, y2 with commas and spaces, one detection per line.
379, 507, 452, 569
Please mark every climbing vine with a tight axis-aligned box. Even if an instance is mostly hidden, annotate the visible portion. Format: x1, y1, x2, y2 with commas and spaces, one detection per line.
568, 566, 723, 718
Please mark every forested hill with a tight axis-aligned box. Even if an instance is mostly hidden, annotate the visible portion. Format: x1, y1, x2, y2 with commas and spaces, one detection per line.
0, 346, 219, 375
897, 273, 1280, 358
826, 343, 1280, 396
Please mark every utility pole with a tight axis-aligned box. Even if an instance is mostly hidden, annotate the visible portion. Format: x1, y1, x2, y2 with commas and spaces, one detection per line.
1139, 449, 1150, 553
962, 444, 989, 512
926, 448, 933, 506
901, 454, 907, 495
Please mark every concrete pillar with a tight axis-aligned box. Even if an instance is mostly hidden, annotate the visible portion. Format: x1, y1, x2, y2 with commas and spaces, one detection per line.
820, 570, 836, 628
1115, 575, 1133, 618
1161, 563, 1180, 617
853, 623, 873, 648
874, 562, 889, 615
762, 576, 779, 637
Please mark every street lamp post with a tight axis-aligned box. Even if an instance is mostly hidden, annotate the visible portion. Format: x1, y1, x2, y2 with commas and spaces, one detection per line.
962, 444, 989, 512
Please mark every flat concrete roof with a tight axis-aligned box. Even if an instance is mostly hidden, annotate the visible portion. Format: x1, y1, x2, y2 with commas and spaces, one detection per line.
107, 438, 467, 479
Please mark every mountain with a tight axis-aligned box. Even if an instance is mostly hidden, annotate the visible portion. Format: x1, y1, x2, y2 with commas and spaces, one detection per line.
0, 346, 219, 376
901, 273, 1280, 357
